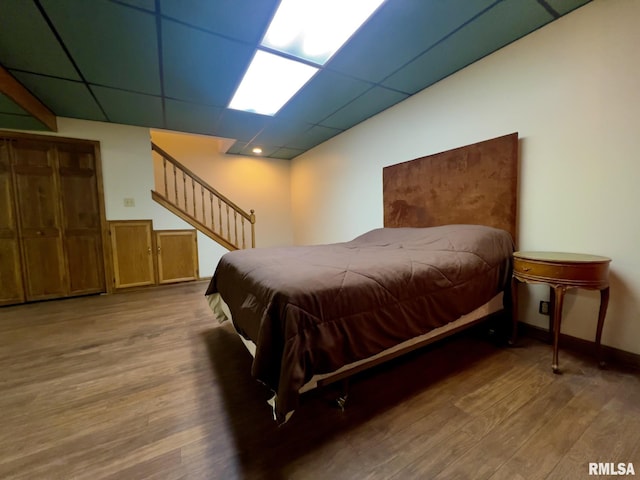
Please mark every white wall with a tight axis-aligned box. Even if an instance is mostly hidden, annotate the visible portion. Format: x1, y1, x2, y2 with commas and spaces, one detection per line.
291, 0, 640, 354
9, 117, 173, 223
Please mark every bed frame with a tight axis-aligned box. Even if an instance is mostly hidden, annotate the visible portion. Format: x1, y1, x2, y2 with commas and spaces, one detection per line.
310, 132, 519, 396
215, 132, 520, 414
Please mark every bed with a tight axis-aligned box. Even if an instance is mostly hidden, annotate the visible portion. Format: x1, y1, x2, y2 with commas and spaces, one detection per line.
205, 132, 519, 423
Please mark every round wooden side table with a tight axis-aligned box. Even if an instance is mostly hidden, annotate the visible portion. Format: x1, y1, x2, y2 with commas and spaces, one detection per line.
510, 251, 611, 373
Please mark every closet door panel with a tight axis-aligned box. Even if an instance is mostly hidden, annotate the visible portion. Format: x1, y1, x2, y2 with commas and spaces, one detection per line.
0, 141, 24, 305
66, 235, 103, 294
0, 239, 23, 305
12, 141, 67, 300
58, 145, 105, 294
21, 236, 66, 299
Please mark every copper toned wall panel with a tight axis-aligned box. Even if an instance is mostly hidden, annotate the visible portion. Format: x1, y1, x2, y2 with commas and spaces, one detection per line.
383, 133, 518, 244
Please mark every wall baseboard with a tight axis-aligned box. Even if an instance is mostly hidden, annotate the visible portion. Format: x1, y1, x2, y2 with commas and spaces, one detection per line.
518, 321, 640, 371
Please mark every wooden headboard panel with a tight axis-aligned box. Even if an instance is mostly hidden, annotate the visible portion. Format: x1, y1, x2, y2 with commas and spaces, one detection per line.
383, 133, 518, 244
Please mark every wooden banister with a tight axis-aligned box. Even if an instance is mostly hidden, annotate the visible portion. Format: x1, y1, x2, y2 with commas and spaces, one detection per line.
150, 142, 256, 250
151, 143, 252, 222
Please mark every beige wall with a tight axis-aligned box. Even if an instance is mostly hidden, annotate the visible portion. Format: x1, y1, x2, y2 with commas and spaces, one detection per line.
291, 0, 640, 354
149, 130, 294, 276
150, 130, 293, 250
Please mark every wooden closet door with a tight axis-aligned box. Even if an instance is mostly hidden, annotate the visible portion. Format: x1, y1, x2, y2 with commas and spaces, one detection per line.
12, 140, 67, 301
0, 140, 24, 305
57, 144, 105, 295
155, 230, 198, 284
109, 220, 155, 289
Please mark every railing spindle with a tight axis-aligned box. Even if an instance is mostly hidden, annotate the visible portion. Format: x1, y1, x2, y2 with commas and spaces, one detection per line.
201, 186, 205, 226
163, 157, 168, 198
250, 209, 255, 248
218, 198, 222, 235
234, 210, 238, 246
210, 192, 214, 231
182, 171, 187, 212
173, 164, 177, 204
192, 178, 196, 219
241, 217, 246, 249
226, 204, 230, 241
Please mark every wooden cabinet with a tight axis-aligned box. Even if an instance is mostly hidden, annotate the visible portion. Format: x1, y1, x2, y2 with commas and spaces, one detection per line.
0, 134, 107, 306
109, 222, 198, 289
155, 230, 198, 284
109, 220, 156, 289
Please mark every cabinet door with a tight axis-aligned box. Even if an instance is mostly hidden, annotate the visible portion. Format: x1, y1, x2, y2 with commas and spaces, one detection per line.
0, 141, 24, 305
109, 220, 155, 288
12, 140, 67, 301
57, 144, 105, 295
155, 230, 198, 284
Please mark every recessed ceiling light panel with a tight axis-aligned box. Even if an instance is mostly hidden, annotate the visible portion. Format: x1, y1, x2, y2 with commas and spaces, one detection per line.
262, 0, 386, 65
228, 50, 318, 116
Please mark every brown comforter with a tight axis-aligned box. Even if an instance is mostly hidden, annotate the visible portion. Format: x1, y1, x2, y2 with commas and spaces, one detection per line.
205, 225, 514, 421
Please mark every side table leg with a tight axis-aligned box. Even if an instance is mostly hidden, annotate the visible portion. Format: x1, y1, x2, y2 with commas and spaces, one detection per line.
509, 275, 519, 346
551, 285, 565, 374
548, 286, 556, 344
595, 286, 610, 368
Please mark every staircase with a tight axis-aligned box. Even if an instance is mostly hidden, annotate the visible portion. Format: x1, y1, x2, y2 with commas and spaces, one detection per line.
150, 142, 255, 251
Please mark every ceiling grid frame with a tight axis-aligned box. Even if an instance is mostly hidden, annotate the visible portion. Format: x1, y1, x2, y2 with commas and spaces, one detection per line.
0, 0, 591, 158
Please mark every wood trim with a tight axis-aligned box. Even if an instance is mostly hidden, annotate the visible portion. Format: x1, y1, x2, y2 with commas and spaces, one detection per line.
517, 321, 640, 371
93, 143, 113, 294
0, 66, 57, 132
0, 130, 98, 145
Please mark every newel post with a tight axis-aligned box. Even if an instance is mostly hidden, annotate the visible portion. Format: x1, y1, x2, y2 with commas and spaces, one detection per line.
250, 209, 256, 248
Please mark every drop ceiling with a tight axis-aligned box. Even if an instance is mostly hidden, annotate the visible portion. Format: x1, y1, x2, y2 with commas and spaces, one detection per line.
0, 0, 590, 160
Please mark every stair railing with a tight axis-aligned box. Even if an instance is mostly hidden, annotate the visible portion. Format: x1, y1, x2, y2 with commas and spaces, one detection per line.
151, 142, 255, 249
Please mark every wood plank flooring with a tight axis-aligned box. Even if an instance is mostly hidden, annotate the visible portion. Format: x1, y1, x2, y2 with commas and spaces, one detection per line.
1, 281, 638, 479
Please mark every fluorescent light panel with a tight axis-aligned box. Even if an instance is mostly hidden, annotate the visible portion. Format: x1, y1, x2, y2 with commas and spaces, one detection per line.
228, 50, 318, 116
262, 0, 386, 65
229, 0, 384, 115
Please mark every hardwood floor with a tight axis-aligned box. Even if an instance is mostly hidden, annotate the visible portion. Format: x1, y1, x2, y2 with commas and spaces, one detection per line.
1, 281, 638, 479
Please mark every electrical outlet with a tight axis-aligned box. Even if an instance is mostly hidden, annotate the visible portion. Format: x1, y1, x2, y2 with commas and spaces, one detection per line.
123, 197, 135, 207
539, 300, 550, 316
